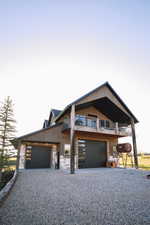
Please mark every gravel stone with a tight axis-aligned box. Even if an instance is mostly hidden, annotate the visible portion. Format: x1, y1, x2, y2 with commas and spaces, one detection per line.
0, 168, 150, 225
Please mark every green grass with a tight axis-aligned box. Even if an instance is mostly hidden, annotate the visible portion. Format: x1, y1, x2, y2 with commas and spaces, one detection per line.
4, 156, 150, 171
119, 154, 150, 170
2, 157, 17, 171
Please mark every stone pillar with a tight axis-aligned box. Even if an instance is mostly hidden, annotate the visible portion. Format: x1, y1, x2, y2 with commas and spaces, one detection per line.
19, 144, 26, 169
51, 145, 57, 168
16, 141, 21, 170
75, 137, 78, 169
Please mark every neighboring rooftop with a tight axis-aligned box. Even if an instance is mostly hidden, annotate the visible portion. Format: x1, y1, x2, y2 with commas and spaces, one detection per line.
43, 120, 49, 129
51, 109, 62, 118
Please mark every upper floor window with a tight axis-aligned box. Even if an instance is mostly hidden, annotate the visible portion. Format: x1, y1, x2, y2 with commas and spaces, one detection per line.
100, 120, 110, 128
75, 114, 96, 128
75, 115, 86, 126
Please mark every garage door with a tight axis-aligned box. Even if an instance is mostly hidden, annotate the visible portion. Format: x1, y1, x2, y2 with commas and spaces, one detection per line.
26, 146, 51, 169
78, 140, 107, 168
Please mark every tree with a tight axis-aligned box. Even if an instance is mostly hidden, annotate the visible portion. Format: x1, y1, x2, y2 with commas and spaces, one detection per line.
0, 96, 16, 182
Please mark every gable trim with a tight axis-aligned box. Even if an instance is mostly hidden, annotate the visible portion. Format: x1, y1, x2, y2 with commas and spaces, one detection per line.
55, 82, 138, 123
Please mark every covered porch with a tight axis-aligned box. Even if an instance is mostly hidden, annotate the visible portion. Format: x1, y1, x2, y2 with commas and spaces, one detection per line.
67, 96, 138, 173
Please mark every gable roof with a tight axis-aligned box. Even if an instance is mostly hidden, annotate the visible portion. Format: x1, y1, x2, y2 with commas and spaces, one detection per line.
43, 120, 49, 128
14, 123, 60, 140
48, 109, 62, 126
51, 109, 62, 117
55, 82, 138, 123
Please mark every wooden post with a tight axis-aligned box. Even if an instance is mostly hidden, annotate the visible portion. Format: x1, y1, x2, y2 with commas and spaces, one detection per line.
57, 145, 60, 169
70, 104, 75, 174
131, 118, 138, 169
96, 118, 99, 131
115, 122, 119, 133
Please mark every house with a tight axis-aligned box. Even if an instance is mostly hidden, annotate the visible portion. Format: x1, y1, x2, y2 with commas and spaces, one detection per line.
12, 82, 139, 173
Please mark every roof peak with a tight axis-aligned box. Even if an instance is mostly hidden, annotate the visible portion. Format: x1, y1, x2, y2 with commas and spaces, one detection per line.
54, 81, 138, 123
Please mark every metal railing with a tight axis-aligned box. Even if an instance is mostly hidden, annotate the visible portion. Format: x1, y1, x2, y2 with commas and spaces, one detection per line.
62, 115, 131, 136
75, 115, 97, 128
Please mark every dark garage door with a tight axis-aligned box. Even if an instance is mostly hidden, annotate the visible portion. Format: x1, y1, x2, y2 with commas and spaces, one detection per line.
78, 140, 107, 168
26, 146, 51, 169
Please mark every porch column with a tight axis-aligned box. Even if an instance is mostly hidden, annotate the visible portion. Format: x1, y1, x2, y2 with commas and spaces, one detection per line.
70, 104, 75, 174
56, 144, 60, 169
131, 118, 138, 169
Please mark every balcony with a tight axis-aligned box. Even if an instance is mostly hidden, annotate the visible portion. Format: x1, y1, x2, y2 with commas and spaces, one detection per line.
62, 115, 131, 137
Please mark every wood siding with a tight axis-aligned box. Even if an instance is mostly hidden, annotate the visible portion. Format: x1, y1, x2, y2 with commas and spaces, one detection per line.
21, 124, 70, 155
75, 86, 131, 118
76, 106, 114, 128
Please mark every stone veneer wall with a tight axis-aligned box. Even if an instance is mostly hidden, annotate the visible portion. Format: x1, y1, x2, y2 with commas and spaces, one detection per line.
51, 145, 57, 168
60, 155, 78, 170
19, 144, 26, 169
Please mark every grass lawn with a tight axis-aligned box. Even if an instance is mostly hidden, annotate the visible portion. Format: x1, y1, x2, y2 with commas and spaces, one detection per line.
119, 154, 150, 170
7, 157, 17, 170
4, 155, 150, 171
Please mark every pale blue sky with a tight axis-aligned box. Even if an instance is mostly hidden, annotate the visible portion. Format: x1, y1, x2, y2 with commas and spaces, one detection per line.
0, 1, 150, 152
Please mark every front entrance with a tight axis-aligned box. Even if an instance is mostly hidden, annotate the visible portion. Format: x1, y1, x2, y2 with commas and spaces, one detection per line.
26, 145, 51, 169
78, 140, 107, 168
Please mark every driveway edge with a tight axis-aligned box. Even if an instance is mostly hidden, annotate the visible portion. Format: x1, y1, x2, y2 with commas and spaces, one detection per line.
0, 170, 18, 204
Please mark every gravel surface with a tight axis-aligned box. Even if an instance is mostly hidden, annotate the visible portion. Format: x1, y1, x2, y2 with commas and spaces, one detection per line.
0, 168, 150, 225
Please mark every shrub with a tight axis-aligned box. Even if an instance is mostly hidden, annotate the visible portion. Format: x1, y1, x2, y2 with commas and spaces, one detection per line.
0, 170, 14, 190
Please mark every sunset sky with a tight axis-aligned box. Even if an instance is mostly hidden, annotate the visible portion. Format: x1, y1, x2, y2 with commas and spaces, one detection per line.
0, 1, 150, 152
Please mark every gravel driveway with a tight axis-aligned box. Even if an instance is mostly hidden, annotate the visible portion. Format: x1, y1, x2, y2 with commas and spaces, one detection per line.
0, 168, 150, 225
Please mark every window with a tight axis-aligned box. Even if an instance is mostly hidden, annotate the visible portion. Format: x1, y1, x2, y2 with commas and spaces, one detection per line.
78, 140, 86, 162
106, 120, 110, 128
26, 146, 32, 161
100, 120, 110, 128
64, 144, 70, 157
75, 114, 97, 128
100, 120, 105, 127
75, 115, 86, 126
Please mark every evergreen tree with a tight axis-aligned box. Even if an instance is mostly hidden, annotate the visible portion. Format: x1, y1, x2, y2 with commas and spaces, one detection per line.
0, 96, 16, 182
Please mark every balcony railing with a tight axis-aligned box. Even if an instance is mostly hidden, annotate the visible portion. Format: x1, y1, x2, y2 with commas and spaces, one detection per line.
62, 115, 131, 136
75, 116, 97, 128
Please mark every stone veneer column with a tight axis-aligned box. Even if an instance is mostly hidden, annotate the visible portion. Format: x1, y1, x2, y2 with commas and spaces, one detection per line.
51, 145, 57, 168
75, 137, 78, 169
19, 144, 26, 169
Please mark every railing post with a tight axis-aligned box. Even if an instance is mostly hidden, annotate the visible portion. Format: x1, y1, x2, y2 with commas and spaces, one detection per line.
70, 104, 75, 174
96, 118, 99, 131
115, 122, 119, 133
